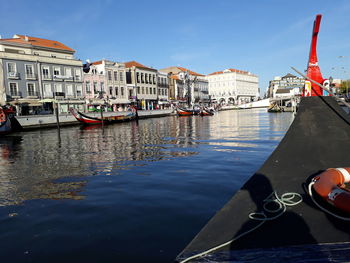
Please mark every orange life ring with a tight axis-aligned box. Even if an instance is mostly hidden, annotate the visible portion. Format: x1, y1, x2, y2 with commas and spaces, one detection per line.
312, 167, 350, 213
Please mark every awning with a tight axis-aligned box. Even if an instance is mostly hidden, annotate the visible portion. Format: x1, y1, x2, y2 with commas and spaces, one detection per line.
158, 101, 170, 105
8, 99, 42, 106
109, 99, 130, 104
39, 98, 59, 103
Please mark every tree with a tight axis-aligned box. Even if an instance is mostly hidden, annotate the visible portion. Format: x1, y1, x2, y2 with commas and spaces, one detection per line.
340, 79, 350, 94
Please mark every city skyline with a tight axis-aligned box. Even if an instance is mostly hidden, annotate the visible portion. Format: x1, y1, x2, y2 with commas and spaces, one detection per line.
1, 0, 350, 95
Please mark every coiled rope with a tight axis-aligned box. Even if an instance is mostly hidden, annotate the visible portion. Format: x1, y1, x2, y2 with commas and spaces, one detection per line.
179, 191, 303, 263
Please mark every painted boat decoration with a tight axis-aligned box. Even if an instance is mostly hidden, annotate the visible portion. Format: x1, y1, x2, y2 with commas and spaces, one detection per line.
176, 14, 350, 263
0, 107, 12, 135
69, 108, 137, 125
177, 107, 200, 116
0, 107, 22, 136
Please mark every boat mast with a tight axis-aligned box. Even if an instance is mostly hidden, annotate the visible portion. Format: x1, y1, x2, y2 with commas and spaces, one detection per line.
304, 14, 325, 96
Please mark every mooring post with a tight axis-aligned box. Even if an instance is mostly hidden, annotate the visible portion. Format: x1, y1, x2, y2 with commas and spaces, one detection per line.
55, 102, 60, 130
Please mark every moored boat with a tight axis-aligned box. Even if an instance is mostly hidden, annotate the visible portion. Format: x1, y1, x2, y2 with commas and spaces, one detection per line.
70, 108, 137, 125
0, 106, 22, 136
199, 108, 214, 116
177, 107, 200, 116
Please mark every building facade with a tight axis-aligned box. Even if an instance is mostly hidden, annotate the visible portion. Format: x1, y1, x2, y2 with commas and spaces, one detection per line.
83, 59, 129, 111
160, 66, 209, 105
125, 61, 158, 110
157, 71, 169, 108
267, 73, 304, 99
206, 68, 259, 105
0, 34, 84, 114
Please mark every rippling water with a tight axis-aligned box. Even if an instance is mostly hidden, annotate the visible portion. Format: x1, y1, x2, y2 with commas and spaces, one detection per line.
0, 109, 294, 263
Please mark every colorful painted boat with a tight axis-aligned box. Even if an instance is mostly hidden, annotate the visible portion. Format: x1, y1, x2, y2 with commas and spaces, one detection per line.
0, 107, 12, 135
177, 107, 200, 116
0, 107, 22, 136
70, 108, 137, 125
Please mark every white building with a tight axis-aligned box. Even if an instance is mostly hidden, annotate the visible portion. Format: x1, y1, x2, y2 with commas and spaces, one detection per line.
267, 73, 304, 99
0, 34, 83, 114
160, 66, 209, 105
206, 68, 259, 105
125, 61, 158, 110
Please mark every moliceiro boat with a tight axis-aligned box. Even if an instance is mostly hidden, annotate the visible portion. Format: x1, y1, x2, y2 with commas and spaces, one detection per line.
0, 106, 22, 136
176, 14, 350, 263
69, 108, 137, 125
177, 107, 200, 116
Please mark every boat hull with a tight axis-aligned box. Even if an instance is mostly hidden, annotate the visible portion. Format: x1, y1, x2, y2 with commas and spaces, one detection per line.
177, 108, 199, 116
70, 108, 136, 125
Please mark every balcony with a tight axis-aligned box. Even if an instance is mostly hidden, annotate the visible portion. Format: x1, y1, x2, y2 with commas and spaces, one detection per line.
9, 91, 22, 99
43, 75, 52, 80
27, 91, 40, 98
26, 73, 37, 80
7, 72, 20, 79
74, 75, 82, 82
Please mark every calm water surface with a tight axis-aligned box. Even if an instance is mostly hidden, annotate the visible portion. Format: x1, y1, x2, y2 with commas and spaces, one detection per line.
0, 109, 294, 263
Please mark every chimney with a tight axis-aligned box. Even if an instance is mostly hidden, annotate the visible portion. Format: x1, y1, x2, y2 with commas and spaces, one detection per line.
25, 35, 29, 42
0, 35, 2, 39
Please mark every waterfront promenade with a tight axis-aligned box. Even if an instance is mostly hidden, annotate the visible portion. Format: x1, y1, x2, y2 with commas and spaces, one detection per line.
16, 109, 174, 129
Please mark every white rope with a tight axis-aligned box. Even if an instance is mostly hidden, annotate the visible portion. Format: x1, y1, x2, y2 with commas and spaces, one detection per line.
308, 181, 350, 221
179, 191, 302, 263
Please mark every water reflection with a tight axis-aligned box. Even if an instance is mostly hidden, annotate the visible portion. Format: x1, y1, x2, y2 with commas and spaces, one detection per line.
0, 109, 295, 263
0, 110, 294, 207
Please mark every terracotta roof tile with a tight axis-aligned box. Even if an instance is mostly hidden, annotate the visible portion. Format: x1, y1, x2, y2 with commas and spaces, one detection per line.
0, 34, 75, 52
175, 66, 204, 76
124, 60, 154, 70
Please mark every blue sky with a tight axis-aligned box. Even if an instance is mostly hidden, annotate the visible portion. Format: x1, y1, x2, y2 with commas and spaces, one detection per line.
1, 0, 350, 94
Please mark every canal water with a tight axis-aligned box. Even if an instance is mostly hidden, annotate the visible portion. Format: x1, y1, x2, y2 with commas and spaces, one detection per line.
0, 109, 294, 263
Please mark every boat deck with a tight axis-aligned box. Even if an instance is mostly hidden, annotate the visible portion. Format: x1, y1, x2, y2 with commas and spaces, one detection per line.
176, 96, 350, 262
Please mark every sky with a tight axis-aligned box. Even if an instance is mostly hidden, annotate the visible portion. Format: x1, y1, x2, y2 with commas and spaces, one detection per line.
1, 0, 350, 95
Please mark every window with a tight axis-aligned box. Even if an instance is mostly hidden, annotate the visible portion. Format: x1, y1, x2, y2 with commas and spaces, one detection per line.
44, 84, 52, 97
137, 86, 140, 94
76, 85, 82, 97
100, 82, 104, 92
25, 64, 34, 78
93, 82, 98, 93
142, 87, 144, 94
145, 73, 148, 84
153, 88, 156, 94
65, 68, 72, 78
137, 72, 140, 83
108, 71, 112, 81
9, 83, 18, 96
109, 86, 113, 96
114, 71, 118, 81
150, 87, 152, 94
75, 69, 81, 81
121, 87, 124, 96
54, 83, 62, 92
141, 73, 144, 83
153, 75, 156, 84
149, 74, 152, 84
27, 83, 36, 96
119, 72, 124, 81
66, 84, 74, 96
42, 67, 50, 79
115, 87, 119, 96
7, 62, 16, 73
53, 67, 61, 77
86, 81, 91, 93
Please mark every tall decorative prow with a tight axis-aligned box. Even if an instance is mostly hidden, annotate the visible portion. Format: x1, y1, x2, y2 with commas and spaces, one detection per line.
304, 14, 327, 96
